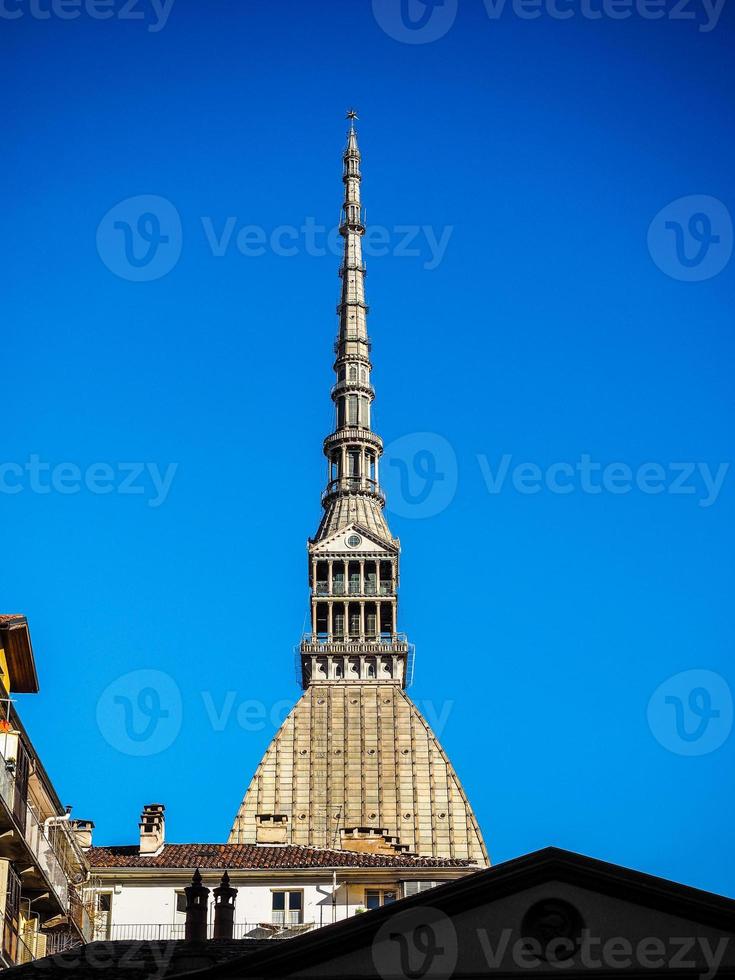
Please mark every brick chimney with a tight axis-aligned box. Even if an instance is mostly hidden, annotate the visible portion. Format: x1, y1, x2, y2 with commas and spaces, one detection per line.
213, 871, 237, 940
70, 819, 95, 850
185, 869, 210, 942
139, 803, 165, 856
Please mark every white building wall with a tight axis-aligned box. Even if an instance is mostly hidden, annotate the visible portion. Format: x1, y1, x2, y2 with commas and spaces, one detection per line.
100, 877, 407, 938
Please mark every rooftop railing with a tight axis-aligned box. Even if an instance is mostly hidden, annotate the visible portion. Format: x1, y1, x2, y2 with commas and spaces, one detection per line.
105, 922, 316, 942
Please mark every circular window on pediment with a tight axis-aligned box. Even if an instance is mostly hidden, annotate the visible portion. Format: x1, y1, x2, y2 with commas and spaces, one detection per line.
346, 533, 362, 548
521, 899, 584, 962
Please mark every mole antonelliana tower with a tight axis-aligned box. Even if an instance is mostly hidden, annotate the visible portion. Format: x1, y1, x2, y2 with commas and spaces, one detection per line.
229, 114, 488, 866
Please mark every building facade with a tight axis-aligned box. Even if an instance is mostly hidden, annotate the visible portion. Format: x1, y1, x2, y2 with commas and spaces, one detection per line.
228, 115, 488, 867
86, 805, 475, 941
13, 848, 735, 979
0, 615, 94, 968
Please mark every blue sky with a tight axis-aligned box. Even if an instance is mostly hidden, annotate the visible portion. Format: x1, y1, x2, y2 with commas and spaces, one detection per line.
3, 0, 734, 897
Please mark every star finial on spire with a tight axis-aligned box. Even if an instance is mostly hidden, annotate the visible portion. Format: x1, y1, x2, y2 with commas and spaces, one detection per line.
346, 108, 359, 128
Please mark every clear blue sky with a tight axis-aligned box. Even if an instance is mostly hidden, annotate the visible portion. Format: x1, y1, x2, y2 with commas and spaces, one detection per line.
3, 0, 734, 896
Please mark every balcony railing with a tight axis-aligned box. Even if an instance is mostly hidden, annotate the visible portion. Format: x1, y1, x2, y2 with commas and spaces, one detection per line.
23, 807, 69, 910
0, 749, 70, 911
300, 632, 409, 650
321, 478, 385, 506
323, 427, 382, 450
106, 922, 316, 942
313, 582, 395, 597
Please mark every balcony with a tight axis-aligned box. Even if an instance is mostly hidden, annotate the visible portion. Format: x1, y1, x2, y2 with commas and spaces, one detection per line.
321, 477, 385, 506
323, 428, 382, 452
312, 581, 394, 598
299, 633, 410, 655
0, 747, 83, 917
330, 378, 375, 400
105, 922, 316, 942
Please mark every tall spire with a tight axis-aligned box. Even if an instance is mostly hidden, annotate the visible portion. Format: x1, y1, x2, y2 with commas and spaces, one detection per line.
315, 111, 391, 544
228, 115, 490, 867
299, 112, 407, 690
335, 109, 371, 397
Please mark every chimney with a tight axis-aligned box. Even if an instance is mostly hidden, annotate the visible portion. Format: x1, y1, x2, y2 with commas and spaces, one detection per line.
70, 819, 95, 850
139, 804, 165, 856
184, 869, 210, 942
213, 871, 237, 940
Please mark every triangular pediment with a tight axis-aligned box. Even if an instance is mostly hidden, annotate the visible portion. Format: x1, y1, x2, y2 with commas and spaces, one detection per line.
309, 522, 397, 556
207, 848, 735, 978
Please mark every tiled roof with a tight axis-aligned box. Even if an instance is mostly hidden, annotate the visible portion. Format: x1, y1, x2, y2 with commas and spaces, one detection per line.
88, 843, 474, 870
0, 614, 26, 624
